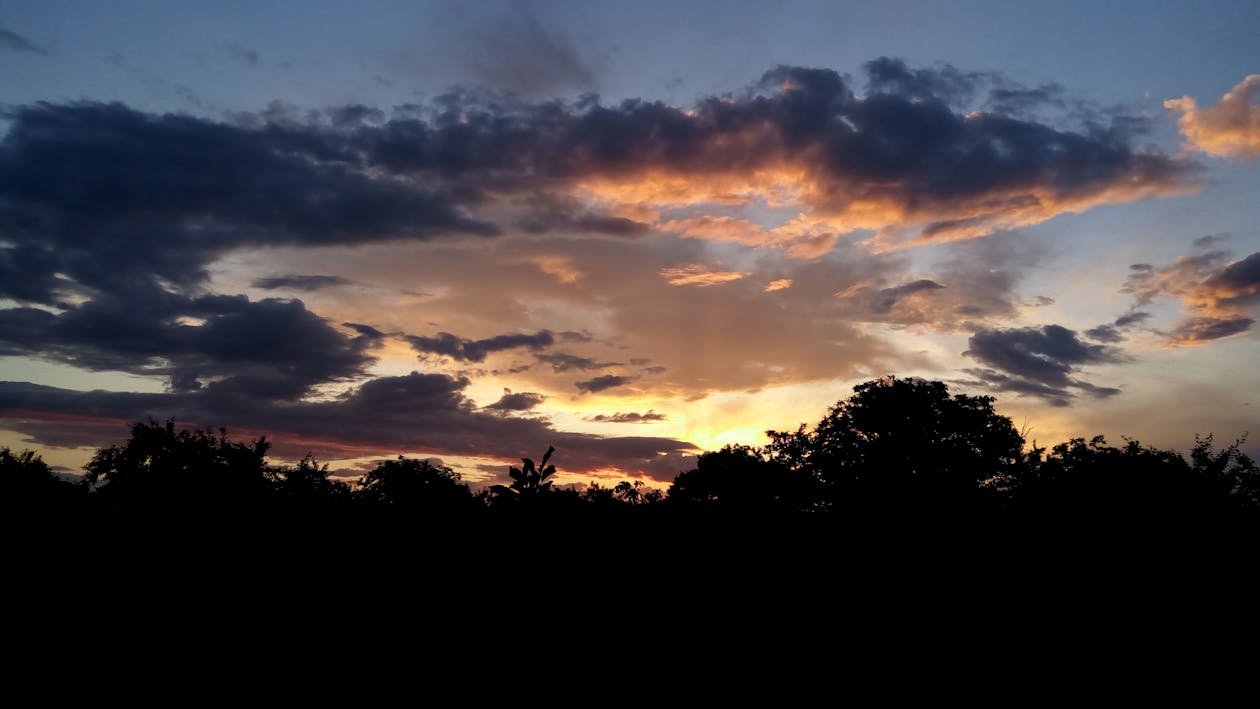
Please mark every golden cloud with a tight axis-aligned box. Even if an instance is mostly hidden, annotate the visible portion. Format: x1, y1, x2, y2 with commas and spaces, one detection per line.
1166, 75, 1260, 159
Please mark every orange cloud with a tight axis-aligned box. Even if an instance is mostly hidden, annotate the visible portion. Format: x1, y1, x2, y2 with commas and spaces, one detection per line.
528, 255, 584, 284
1124, 248, 1260, 346
660, 264, 747, 287
1166, 75, 1260, 159
763, 279, 793, 292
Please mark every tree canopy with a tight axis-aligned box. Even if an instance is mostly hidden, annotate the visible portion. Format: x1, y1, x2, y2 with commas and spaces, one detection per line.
765, 376, 1024, 517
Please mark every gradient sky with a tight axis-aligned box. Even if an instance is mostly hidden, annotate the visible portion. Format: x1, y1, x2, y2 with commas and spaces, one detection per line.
2, 0, 1258, 486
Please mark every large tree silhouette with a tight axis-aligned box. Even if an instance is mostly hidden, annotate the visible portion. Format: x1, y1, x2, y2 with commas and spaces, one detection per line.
669, 444, 818, 513
84, 418, 271, 513
355, 456, 474, 513
766, 376, 1024, 518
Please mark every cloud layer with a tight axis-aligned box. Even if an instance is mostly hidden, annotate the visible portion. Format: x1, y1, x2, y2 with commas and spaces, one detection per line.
0, 58, 1221, 476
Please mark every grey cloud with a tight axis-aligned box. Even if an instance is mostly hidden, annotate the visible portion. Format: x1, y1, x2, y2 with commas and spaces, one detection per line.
0, 375, 696, 481
964, 324, 1125, 404
0, 290, 375, 399
0, 26, 47, 54
485, 391, 546, 411
1084, 325, 1124, 343
454, 12, 598, 95
536, 352, 620, 372
575, 374, 633, 393
588, 410, 666, 423
407, 330, 555, 362
252, 274, 356, 291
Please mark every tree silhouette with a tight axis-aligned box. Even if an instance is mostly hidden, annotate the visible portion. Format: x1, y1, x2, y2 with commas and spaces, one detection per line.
84, 419, 271, 513
1, 447, 84, 511
669, 444, 818, 513
268, 453, 351, 507
766, 376, 1024, 518
1014, 434, 1260, 524
355, 456, 473, 512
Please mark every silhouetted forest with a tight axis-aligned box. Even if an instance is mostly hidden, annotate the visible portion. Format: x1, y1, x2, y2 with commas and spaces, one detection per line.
6, 376, 1257, 537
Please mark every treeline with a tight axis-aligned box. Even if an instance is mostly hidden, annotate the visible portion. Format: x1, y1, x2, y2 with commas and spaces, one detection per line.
4, 377, 1258, 530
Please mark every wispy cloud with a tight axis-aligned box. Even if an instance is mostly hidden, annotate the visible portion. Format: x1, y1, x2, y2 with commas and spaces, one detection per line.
660, 264, 746, 287
0, 26, 47, 55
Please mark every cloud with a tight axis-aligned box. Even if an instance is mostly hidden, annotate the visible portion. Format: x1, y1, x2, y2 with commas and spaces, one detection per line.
763, 279, 793, 292
485, 391, 546, 411
0, 60, 1199, 313
963, 324, 1125, 404
873, 279, 945, 313
0, 290, 376, 399
0, 26, 47, 54
1121, 243, 1260, 345
1085, 311, 1151, 343
1166, 75, 1260, 159
588, 410, 666, 423
535, 352, 620, 372
660, 264, 747, 287
445, 11, 598, 95
0, 101, 495, 306
252, 274, 356, 291
828, 232, 1043, 329
217, 41, 261, 67
0, 375, 696, 481
575, 374, 633, 393
406, 330, 555, 362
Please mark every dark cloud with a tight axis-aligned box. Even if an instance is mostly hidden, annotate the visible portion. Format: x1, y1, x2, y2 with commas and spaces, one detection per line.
1083, 325, 1124, 343
864, 57, 986, 107
325, 104, 386, 129
0, 101, 495, 306
964, 324, 1125, 404
985, 84, 1066, 116
575, 375, 633, 393
406, 330, 555, 362
0, 26, 47, 54
485, 391, 546, 411
343, 322, 388, 340
1193, 233, 1229, 249
588, 410, 666, 423
0, 375, 696, 480
1085, 310, 1152, 343
1170, 316, 1255, 343
252, 274, 356, 291
1205, 252, 1260, 308
536, 352, 620, 372
0, 291, 375, 399
1113, 311, 1151, 328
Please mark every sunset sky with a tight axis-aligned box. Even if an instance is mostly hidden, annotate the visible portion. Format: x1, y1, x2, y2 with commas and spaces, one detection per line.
2, 1, 1258, 486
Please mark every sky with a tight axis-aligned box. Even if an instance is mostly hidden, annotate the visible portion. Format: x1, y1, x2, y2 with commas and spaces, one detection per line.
2, 0, 1258, 486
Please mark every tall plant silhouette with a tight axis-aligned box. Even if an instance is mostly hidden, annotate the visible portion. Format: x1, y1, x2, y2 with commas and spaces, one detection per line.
491, 445, 557, 500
